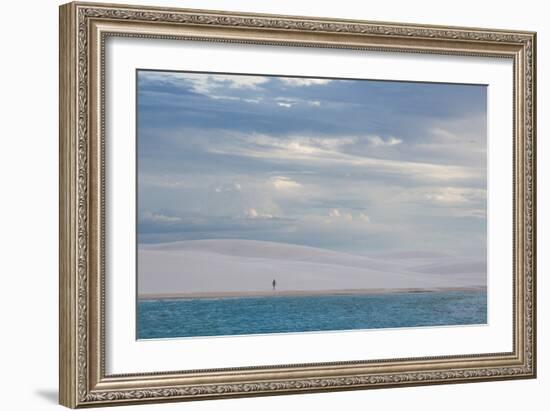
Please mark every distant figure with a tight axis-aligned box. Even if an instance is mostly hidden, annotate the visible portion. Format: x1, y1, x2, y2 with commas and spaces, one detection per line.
272, 279, 277, 291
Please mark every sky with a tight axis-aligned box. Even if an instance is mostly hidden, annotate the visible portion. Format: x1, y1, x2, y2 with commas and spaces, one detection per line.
136, 70, 487, 258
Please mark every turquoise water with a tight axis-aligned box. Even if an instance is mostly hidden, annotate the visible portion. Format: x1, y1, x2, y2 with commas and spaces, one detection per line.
137, 290, 487, 339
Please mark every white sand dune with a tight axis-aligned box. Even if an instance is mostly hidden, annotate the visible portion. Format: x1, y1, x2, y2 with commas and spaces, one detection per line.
408, 259, 486, 275
138, 239, 486, 296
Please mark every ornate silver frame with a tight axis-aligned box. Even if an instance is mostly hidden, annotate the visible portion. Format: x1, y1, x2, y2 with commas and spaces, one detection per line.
59, 2, 536, 408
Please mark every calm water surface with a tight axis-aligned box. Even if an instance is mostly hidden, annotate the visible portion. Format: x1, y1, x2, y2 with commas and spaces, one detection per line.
137, 290, 487, 339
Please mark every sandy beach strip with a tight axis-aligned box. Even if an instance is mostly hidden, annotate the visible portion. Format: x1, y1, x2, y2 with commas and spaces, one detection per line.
138, 286, 487, 301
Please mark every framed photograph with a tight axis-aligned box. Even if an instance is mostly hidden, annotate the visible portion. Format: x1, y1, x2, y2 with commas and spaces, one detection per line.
59, 2, 536, 408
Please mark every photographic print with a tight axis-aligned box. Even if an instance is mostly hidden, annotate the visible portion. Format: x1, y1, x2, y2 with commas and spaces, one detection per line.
136, 70, 488, 339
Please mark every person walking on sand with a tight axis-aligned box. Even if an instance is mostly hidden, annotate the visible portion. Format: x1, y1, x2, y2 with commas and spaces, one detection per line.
272, 279, 277, 291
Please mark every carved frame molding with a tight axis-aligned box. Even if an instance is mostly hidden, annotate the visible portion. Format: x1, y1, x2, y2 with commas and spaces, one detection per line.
59, 2, 536, 408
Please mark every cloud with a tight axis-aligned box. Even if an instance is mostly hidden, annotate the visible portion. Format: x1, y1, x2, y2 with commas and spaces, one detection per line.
329, 208, 341, 218
140, 174, 243, 192
141, 210, 182, 223
246, 208, 274, 219
280, 78, 332, 87
207, 133, 478, 182
449, 208, 486, 219
271, 176, 302, 190
211, 75, 268, 90
214, 183, 242, 193
367, 136, 403, 147
209, 95, 263, 104
359, 212, 371, 223
247, 134, 356, 153
275, 97, 323, 108
409, 118, 487, 168
140, 175, 188, 188
277, 102, 295, 108
425, 187, 486, 204
327, 208, 353, 222
327, 209, 370, 223
139, 71, 268, 99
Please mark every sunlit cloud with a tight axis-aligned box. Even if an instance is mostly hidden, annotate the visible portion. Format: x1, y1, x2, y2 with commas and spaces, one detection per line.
246, 208, 274, 219
359, 212, 371, 223
280, 78, 332, 87
277, 102, 295, 108
327, 208, 353, 223
139, 71, 268, 98
329, 208, 341, 218
207, 133, 478, 182
425, 187, 486, 204
275, 97, 324, 108
213, 183, 242, 193
367, 136, 403, 147
271, 176, 302, 190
